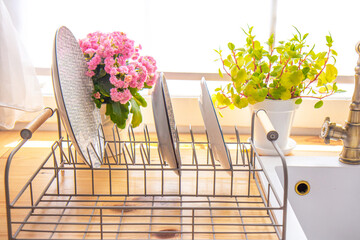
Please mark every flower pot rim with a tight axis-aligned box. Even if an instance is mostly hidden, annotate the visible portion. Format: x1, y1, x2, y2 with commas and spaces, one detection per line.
250, 98, 299, 112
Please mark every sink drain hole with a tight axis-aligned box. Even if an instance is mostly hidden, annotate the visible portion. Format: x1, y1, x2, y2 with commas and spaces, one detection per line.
295, 181, 310, 196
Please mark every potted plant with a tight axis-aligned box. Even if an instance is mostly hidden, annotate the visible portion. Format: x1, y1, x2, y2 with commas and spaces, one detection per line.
79, 31, 157, 130
213, 27, 342, 155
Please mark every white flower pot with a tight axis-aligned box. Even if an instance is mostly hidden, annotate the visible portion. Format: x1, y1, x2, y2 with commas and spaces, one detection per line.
249, 99, 299, 155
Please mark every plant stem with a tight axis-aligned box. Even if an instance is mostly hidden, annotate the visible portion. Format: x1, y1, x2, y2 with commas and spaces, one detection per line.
265, 49, 274, 84
220, 55, 231, 77
278, 58, 291, 78
304, 47, 331, 90
232, 50, 240, 70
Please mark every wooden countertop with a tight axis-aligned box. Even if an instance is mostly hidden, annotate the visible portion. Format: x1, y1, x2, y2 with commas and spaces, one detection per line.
0, 130, 342, 239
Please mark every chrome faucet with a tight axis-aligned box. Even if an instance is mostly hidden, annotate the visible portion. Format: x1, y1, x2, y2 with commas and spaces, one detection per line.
320, 42, 360, 164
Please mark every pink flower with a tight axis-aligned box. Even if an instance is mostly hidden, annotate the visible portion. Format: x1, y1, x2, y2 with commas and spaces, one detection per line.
93, 92, 101, 99
88, 55, 101, 70
146, 72, 158, 86
79, 31, 158, 109
86, 71, 95, 77
124, 75, 132, 83
132, 53, 139, 60
104, 57, 115, 74
110, 67, 118, 76
118, 66, 128, 74
110, 88, 132, 104
110, 75, 126, 89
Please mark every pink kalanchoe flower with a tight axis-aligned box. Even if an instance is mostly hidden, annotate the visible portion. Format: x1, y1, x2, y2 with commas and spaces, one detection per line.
118, 66, 128, 74
88, 55, 101, 71
104, 57, 115, 74
124, 75, 132, 83
79, 30, 158, 128
86, 71, 95, 77
93, 92, 101, 99
146, 72, 158, 86
110, 88, 132, 104
110, 75, 126, 89
110, 67, 118, 76
84, 48, 96, 56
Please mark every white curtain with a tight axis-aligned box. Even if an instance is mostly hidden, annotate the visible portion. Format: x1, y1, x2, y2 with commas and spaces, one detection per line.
0, 0, 43, 129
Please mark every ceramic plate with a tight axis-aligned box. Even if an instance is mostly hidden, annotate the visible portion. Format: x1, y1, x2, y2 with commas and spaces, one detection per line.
199, 78, 232, 172
151, 73, 181, 174
52, 26, 104, 168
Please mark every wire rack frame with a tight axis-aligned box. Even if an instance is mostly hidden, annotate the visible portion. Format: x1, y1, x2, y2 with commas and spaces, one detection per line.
5, 108, 289, 240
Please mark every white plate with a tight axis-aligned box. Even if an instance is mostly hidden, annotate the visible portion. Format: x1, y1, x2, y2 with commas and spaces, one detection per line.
198, 78, 232, 173
52, 26, 104, 168
151, 73, 181, 174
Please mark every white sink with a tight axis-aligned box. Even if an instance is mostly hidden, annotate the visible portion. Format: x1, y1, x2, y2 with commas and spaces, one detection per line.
259, 156, 360, 240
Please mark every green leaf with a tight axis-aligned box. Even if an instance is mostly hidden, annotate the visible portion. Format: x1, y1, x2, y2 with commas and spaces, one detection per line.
235, 69, 247, 84
303, 33, 309, 40
270, 55, 278, 63
218, 68, 224, 78
280, 70, 304, 88
228, 42, 235, 51
314, 100, 324, 108
232, 95, 248, 109
98, 68, 107, 79
253, 50, 262, 60
94, 99, 102, 109
280, 89, 292, 100
216, 92, 228, 105
96, 75, 113, 97
331, 49, 338, 56
326, 35, 333, 47
223, 59, 231, 67
230, 66, 238, 78
302, 67, 310, 76
106, 102, 130, 129
260, 62, 270, 73
269, 88, 283, 99
295, 98, 303, 104
143, 82, 153, 89
325, 64, 338, 82
267, 33, 275, 46
133, 92, 147, 107
253, 41, 261, 50
130, 99, 142, 128
237, 57, 245, 67
333, 82, 338, 91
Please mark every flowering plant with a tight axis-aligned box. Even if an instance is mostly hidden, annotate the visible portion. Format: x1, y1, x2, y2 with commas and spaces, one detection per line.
79, 31, 157, 128
213, 27, 343, 110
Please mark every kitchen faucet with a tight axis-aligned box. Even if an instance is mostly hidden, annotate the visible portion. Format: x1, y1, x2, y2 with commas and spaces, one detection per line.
321, 42, 360, 164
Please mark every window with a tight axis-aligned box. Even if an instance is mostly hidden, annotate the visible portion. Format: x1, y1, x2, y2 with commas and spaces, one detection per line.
6, 0, 360, 75
4, 0, 358, 132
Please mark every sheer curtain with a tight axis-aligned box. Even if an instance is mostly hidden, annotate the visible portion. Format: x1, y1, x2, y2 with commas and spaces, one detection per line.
0, 0, 43, 129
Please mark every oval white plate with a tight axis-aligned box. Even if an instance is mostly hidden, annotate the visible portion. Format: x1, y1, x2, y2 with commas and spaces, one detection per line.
151, 73, 181, 174
199, 78, 232, 173
52, 26, 104, 168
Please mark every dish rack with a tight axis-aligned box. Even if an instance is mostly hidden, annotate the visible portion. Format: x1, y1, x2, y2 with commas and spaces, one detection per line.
5, 108, 289, 240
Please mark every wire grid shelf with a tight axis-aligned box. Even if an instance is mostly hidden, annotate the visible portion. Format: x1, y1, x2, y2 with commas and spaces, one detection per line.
5, 110, 288, 240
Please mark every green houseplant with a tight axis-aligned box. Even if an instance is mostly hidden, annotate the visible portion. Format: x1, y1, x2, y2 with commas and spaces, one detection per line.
213, 26, 340, 110
213, 27, 342, 155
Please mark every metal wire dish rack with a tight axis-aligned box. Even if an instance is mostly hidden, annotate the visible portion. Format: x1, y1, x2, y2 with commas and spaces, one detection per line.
5, 108, 289, 240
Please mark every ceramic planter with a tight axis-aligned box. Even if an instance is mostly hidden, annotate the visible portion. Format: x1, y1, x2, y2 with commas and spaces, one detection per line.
250, 99, 299, 155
